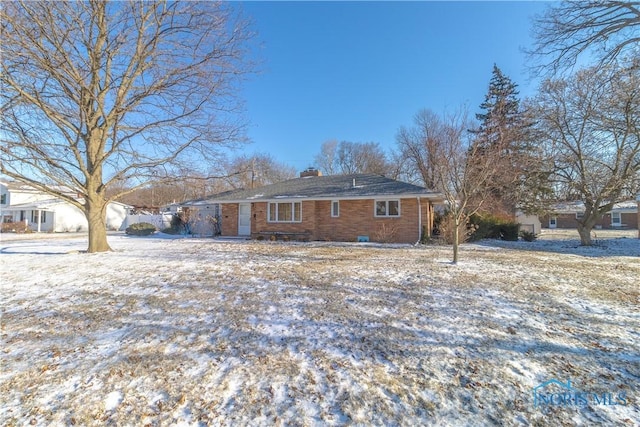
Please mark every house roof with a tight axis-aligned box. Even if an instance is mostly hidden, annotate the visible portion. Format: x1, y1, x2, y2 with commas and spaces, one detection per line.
183, 174, 443, 206
550, 200, 638, 214
0, 180, 79, 197
1, 198, 65, 211
2, 199, 132, 211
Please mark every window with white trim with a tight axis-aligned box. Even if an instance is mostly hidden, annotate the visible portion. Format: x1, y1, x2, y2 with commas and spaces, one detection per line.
576, 212, 584, 219
331, 200, 339, 217
268, 202, 302, 223
611, 212, 621, 226
375, 200, 400, 217
31, 210, 46, 223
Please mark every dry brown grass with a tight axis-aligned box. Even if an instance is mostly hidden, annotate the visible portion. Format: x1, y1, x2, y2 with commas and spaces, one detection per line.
1, 235, 638, 425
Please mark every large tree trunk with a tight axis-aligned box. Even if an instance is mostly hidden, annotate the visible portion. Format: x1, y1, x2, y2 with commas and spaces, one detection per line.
577, 224, 593, 246
85, 197, 111, 253
576, 212, 600, 246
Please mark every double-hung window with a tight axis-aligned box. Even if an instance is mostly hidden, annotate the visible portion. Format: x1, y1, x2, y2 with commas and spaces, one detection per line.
331, 200, 340, 217
611, 212, 621, 227
268, 202, 302, 223
31, 210, 46, 223
375, 200, 400, 217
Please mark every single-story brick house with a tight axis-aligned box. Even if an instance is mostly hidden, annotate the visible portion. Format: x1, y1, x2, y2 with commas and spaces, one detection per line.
540, 200, 638, 230
182, 170, 444, 243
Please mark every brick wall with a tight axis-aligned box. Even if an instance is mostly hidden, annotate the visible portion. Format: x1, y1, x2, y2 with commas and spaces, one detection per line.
541, 212, 638, 229
603, 212, 638, 229
245, 198, 432, 244
220, 203, 238, 236
251, 201, 315, 237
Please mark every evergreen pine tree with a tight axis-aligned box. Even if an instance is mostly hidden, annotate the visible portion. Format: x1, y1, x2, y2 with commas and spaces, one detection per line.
470, 65, 550, 218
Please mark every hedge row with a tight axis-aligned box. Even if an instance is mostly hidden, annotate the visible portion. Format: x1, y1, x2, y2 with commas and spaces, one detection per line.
467, 214, 519, 242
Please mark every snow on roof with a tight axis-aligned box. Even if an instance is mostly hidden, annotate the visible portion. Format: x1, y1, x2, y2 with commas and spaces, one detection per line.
550, 200, 638, 214
2, 199, 66, 211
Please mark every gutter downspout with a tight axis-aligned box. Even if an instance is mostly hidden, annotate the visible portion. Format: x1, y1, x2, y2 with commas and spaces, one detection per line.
416, 196, 422, 245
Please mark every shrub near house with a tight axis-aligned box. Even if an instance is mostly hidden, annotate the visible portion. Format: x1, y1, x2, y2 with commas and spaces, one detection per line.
125, 222, 156, 236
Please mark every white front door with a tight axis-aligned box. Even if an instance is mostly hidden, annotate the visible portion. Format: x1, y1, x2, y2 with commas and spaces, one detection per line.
238, 203, 251, 236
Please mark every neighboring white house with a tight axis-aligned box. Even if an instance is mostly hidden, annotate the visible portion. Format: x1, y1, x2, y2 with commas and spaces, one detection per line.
0, 181, 131, 232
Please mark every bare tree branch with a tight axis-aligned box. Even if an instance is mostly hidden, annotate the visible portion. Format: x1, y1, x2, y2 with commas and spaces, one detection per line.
528, 1, 640, 75
0, 1, 255, 252
532, 63, 640, 244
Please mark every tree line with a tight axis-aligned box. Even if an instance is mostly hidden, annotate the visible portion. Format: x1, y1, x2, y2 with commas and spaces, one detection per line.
1, 1, 638, 252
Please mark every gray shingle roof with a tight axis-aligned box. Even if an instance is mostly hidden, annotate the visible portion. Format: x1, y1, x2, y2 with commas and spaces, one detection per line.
184, 174, 442, 205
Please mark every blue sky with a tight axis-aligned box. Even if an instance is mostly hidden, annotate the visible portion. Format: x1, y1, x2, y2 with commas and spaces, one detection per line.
238, 1, 550, 172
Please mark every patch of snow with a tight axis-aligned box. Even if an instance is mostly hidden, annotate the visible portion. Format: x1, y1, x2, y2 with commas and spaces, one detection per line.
0, 233, 638, 425
104, 391, 122, 411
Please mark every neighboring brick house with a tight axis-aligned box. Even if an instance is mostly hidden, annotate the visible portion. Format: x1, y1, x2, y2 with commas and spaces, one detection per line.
182, 170, 443, 243
540, 201, 639, 230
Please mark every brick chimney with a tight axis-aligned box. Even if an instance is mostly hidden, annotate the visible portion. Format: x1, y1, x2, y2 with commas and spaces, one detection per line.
300, 167, 322, 178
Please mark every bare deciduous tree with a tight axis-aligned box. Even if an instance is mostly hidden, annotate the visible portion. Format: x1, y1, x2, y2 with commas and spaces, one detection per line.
396, 109, 444, 189
0, 1, 254, 252
533, 63, 640, 245
401, 108, 498, 263
222, 153, 297, 190
314, 140, 339, 176
313, 140, 391, 176
529, 1, 640, 74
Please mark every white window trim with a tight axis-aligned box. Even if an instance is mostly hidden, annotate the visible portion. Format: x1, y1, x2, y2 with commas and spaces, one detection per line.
331, 200, 339, 218
611, 212, 622, 226
374, 199, 401, 218
575, 212, 584, 219
267, 202, 302, 223
31, 210, 47, 224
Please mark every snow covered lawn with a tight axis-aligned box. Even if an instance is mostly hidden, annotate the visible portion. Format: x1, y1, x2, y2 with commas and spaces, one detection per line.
1, 232, 638, 426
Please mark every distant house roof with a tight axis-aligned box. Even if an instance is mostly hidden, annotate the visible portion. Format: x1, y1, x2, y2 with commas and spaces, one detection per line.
1, 198, 64, 211
550, 200, 638, 214
3, 199, 132, 211
0, 180, 79, 197
183, 174, 443, 206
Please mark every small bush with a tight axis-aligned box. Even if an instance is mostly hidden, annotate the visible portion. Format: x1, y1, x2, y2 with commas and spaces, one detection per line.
161, 227, 180, 235
374, 222, 398, 243
1, 222, 31, 233
434, 212, 472, 245
468, 214, 519, 242
125, 222, 156, 236
420, 225, 430, 244
520, 230, 537, 242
